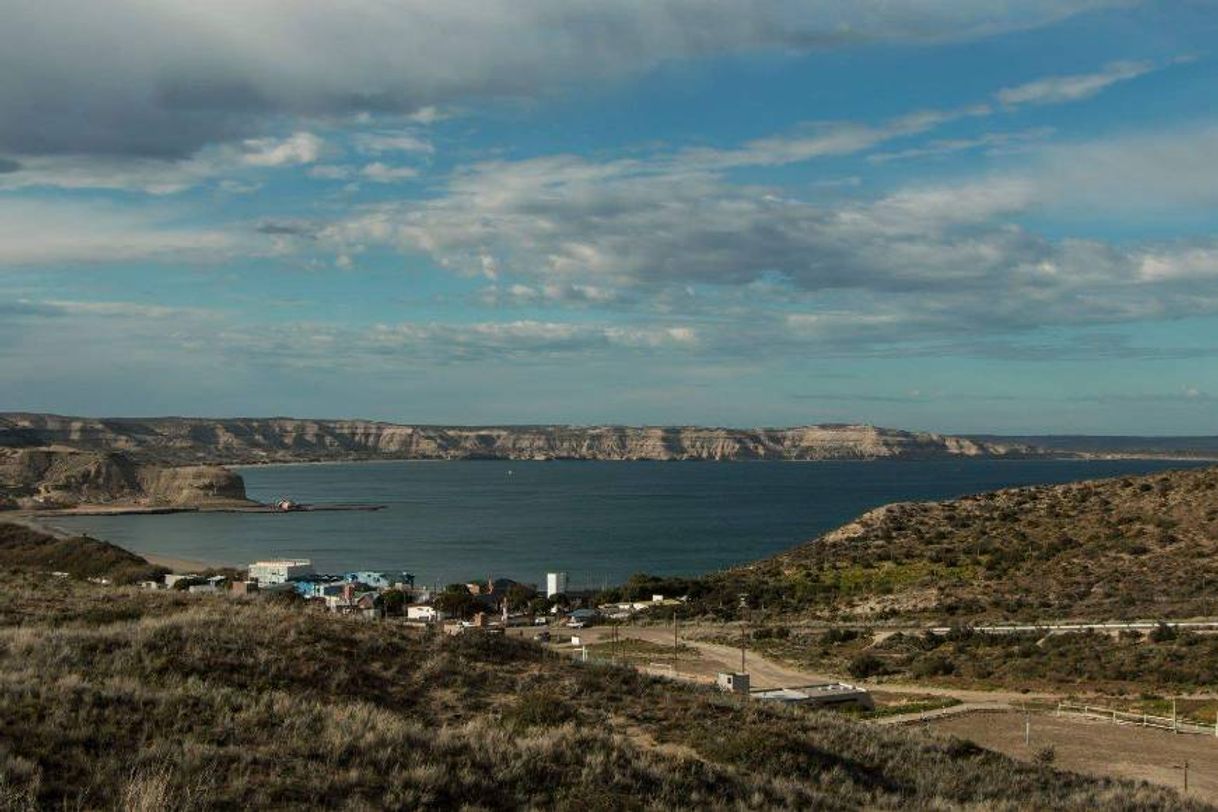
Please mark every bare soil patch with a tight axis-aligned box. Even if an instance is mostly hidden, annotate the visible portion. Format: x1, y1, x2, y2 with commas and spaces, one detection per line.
927, 710, 1218, 805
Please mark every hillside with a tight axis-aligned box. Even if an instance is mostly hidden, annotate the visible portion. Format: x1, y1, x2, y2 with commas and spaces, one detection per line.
0, 413, 1040, 465
0, 447, 251, 510
0, 573, 1201, 810
714, 465, 1218, 622
0, 522, 163, 583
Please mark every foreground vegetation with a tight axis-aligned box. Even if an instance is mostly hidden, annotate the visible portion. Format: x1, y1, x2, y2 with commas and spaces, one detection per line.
604, 465, 1218, 623
0, 575, 1206, 810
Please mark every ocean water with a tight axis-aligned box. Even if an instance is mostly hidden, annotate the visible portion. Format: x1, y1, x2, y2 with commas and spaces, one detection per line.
49, 458, 1206, 588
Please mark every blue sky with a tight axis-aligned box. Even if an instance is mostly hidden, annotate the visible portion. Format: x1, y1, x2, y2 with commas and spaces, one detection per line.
2, 1, 1217, 433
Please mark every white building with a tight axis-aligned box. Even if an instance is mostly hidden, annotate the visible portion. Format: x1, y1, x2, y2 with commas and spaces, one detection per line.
248, 559, 314, 584
546, 571, 568, 598
407, 605, 438, 622
163, 573, 199, 589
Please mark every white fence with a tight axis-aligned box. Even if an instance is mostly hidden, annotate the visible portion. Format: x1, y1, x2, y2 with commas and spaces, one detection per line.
1056, 701, 1218, 737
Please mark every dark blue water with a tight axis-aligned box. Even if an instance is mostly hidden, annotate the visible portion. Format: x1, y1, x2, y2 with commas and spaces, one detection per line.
49, 459, 1206, 588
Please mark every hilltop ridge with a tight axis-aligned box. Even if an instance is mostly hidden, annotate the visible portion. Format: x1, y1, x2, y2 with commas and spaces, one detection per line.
0, 413, 1039, 465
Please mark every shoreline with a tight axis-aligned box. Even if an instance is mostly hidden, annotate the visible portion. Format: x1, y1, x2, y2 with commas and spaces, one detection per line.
6, 512, 235, 573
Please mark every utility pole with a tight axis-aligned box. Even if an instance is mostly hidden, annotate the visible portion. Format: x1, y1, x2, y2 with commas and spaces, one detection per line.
673, 611, 679, 674
738, 593, 748, 674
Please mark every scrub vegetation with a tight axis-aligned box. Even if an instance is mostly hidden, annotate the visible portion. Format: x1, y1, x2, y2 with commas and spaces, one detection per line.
0, 574, 1205, 810
621, 465, 1218, 623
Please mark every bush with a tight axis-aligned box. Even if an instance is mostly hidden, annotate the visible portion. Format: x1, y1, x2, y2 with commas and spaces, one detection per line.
910, 654, 955, 678
501, 690, 575, 729
847, 653, 887, 679
1034, 745, 1057, 767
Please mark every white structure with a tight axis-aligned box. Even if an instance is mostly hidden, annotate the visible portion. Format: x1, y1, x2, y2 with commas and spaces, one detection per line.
717, 672, 750, 695
753, 683, 874, 710
407, 605, 438, 622
248, 559, 314, 585
546, 571, 568, 598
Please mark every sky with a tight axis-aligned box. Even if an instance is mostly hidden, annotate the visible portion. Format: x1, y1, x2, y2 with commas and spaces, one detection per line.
2, 0, 1217, 434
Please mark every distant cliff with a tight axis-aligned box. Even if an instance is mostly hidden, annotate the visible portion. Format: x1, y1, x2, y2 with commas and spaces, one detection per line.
0, 413, 1042, 465
0, 447, 251, 510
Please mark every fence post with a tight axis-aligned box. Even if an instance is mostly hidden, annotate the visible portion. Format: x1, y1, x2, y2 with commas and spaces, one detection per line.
1173, 698, 1178, 733
1112, 709, 1117, 725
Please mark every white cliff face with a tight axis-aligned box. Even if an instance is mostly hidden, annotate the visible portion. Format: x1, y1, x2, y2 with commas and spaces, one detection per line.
0, 414, 1039, 465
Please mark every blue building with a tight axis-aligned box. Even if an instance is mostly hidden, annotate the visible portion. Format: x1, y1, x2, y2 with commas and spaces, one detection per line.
343, 571, 415, 590
291, 575, 345, 598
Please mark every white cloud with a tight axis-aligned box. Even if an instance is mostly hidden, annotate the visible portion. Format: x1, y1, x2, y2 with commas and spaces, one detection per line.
308, 164, 355, 181
360, 162, 420, 183
0, 133, 324, 193
241, 132, 323, 167
317, 115, 1218, 350
996, 60, 1155, 106
0, 0, 1134, 158
0, 200, 248, 266
868, 127, 1054, 163
354, 131, 434, 155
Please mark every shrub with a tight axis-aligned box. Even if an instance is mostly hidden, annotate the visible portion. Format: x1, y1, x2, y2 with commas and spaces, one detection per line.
847, 653, 887, 679
911, 654, 955, 678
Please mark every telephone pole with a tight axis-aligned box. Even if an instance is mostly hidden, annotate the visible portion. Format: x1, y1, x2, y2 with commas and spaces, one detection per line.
738, 593, 748, 674
673, 611, 679, 673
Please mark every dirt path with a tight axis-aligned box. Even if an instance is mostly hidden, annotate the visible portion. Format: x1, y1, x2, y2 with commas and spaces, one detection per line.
874, 702, 1011, 726
583, 624, 1060, 705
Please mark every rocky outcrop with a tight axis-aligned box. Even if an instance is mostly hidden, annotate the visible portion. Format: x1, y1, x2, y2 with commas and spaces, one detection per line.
0, 413, 1041, 465
0, 448, 250, 509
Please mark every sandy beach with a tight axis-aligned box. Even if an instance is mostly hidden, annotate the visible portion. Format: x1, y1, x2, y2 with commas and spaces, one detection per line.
140, 551, 223, 573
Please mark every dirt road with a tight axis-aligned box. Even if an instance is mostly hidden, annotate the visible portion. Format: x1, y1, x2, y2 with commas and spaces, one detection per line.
573, 623, 1058, 705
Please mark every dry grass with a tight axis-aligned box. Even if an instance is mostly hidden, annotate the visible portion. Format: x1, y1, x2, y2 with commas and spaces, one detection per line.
0, 575, 1209, 810
691, 465, 1218, 623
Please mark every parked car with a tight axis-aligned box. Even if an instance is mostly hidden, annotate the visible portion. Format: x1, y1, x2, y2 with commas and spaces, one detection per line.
567, 619, 586, 629
533, 616, 549, 626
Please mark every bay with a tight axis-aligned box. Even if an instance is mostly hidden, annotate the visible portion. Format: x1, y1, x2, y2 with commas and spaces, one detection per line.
49, 458, 1207, 589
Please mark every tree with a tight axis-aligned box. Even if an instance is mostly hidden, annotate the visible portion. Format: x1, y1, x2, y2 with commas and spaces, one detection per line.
504, 583, 537, 612
381, 588, 407, 616
434, 589, 482, 620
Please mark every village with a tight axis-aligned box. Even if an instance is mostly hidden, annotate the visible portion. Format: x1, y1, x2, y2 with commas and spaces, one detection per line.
138, 558, 874, 710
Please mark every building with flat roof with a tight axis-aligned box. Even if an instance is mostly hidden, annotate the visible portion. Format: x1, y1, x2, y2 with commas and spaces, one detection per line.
248, 559, 314, 585
753, 683, 874, 710
546, 572, 568, 598
344, 571, 415, 590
